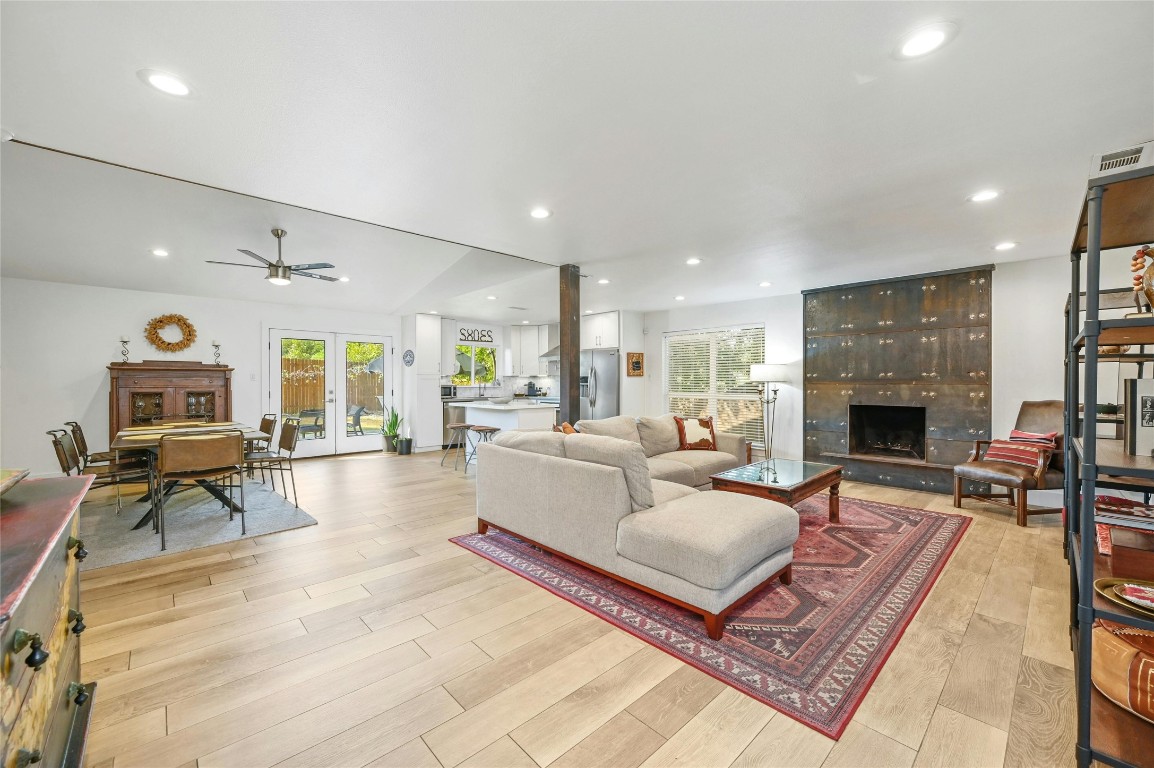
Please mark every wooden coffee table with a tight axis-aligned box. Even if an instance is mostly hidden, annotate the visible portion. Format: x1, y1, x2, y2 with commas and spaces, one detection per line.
710, 459, 843, 523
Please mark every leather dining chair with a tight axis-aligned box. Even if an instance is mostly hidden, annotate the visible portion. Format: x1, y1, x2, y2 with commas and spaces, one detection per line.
154, 430, 246, 550
48, 429, 148, 513
953, 400, 1065, 526
64, 420, 145, 468
245, 418, 301, 507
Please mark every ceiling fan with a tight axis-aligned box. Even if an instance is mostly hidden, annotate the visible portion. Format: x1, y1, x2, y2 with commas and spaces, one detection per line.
206, 228, 338, 285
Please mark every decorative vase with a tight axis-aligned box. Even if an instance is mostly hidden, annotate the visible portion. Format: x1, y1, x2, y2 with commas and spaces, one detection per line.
384, 434, 398, 452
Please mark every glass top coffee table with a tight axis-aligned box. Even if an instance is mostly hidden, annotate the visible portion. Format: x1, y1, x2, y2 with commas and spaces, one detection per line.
710, 459, 844, 523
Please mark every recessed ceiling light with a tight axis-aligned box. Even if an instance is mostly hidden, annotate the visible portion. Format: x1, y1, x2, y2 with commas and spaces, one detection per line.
759, 281, 771, 288
994, 242, 1017, 251
137, 69, 191, 96
522, 320, 530, 324
686, 258, 702, 265
584, 310, 594, 314
530, 207, 552, 219
897, 22, 957, 59
597, 279, 610, 285
339, 276, 350, 282
429, 310, 438, 314
968, 189, 999, 203
486, 295, 497, 300
151, 248, 169, 257
674, 296, 685, 301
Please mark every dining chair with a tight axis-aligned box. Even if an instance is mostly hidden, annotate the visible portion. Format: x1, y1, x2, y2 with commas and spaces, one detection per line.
47, 429, 148, 513
245, 417, 301, 507
64, 420, 147, 469
154, 430, 246, 551
347, 406, 366, 436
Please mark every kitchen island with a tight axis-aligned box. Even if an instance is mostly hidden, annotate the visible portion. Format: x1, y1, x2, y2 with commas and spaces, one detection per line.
465, 401, 558, 432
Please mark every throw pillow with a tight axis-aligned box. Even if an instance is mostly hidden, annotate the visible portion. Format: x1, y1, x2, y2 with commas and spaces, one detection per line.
674, 415, 718, 451
636, 414, 681, 457
560, 422, 577, 434
1009, 429, 1058, 449
983, 439, 1048, 468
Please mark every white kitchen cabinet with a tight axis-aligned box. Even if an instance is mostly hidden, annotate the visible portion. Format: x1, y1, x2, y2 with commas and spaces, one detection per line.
508, 326, 522, 376
581, 311, 620, 349
440, 318, 459, 377
414, 374, 443, 449
520, 327, 541, 376
415, 314, 442, 375
505, 325, 550, 376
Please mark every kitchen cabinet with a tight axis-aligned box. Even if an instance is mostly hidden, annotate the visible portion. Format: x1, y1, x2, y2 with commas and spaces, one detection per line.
108, 361, 233, 441
506, 325, 549, 376
415, 314, 441, 376
581, 311, 620, 350
441, 318, 459, 377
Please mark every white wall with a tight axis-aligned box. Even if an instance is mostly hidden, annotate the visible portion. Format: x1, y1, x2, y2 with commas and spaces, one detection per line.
2, 278, 400, 474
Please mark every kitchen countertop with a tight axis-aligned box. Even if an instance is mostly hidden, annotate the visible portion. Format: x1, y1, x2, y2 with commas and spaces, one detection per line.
465, 402, 558, 411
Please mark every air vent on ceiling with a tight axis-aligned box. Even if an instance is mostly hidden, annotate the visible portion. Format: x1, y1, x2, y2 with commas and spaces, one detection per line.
1090, 141, 1152, 183
507, 306, 528, 310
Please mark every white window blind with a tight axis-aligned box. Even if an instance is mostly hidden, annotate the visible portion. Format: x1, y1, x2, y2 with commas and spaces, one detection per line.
664, 325, 765, 445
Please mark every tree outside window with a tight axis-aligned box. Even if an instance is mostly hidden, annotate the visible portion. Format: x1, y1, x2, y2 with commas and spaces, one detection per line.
452, 345, 497, 386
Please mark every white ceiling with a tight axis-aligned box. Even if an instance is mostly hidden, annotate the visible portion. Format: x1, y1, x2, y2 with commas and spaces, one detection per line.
1, 1, 1152, 315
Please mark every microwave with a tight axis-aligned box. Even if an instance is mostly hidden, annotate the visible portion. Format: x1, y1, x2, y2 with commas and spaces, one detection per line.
440, 385, 457, 399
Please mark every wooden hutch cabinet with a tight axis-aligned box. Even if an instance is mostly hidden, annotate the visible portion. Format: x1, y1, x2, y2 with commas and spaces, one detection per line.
107, 361, 233, 441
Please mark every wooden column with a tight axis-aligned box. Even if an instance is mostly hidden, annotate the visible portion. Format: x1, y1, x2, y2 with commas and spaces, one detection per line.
559, 264, 581, 424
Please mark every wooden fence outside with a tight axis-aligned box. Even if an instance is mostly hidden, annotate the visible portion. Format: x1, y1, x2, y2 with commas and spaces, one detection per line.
280, 359, 384, 415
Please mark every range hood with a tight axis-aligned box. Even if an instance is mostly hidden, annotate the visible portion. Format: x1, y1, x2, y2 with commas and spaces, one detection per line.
540, 345, 560, 360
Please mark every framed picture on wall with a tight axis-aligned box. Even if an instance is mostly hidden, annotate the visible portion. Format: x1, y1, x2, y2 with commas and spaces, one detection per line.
626, 352, 644, 377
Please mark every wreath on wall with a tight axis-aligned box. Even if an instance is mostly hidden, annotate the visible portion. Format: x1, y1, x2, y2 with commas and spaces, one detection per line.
144, 313, 198, 353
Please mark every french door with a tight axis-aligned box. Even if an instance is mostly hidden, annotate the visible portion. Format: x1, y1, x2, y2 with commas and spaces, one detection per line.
269, 329, 393, 457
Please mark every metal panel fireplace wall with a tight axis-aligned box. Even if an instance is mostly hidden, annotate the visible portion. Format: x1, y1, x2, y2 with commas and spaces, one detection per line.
802, 266, 993, 494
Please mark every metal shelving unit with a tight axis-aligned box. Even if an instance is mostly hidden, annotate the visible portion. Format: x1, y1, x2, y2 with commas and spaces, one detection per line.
1064, 161, 1154, 768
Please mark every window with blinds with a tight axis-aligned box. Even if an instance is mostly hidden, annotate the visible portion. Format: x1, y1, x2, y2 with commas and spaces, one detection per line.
664, 325, 765, 445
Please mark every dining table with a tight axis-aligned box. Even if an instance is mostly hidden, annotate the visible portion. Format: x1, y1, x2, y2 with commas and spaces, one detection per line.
109, 421, 272, 530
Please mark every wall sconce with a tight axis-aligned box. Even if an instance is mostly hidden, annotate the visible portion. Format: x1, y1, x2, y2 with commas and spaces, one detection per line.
119, 336, 130, 363
211, 340, 221, 365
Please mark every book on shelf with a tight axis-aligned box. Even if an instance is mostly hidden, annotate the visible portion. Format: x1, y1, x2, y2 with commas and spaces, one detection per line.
1095, 496, 1154, 533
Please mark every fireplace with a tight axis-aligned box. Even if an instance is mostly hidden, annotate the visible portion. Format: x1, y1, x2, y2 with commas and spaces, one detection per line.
849, 405, 927, 461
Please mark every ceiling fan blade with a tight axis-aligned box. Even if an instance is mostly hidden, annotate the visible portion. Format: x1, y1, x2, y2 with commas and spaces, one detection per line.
289, 263, 336, 271
292, 270, 340, 282
206, 261, 267, 268
238, 249, 274, 266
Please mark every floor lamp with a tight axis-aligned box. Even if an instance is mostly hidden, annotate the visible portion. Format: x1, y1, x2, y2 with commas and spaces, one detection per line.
750, 364, 790, 460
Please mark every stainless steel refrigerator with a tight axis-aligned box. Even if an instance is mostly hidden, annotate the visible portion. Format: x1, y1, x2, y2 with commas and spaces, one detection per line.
580, 349, 620, 420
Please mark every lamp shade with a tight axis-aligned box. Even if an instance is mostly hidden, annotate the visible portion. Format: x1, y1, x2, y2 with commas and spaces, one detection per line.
750, 363, 790, 384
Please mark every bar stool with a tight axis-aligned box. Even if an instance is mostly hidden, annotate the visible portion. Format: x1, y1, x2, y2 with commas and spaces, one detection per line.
464, 426, 500, 474
441, 423, 473, 471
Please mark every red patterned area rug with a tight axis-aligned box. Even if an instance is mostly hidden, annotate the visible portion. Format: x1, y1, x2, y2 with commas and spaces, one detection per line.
451, 495, 969, 739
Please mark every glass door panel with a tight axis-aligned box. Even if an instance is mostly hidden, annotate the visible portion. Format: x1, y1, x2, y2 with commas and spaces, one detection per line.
271, 330, 336, 458
336, 334, 390, 453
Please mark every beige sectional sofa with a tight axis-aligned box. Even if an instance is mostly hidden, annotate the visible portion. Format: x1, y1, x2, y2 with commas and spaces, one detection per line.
573, 414, 749, 488
475, 429, 798, 639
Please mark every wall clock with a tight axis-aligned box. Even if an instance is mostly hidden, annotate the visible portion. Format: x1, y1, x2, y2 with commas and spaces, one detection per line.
402, 349, 415, 367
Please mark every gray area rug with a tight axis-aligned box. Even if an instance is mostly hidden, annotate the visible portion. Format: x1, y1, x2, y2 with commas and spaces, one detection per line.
78, 479, 318, 570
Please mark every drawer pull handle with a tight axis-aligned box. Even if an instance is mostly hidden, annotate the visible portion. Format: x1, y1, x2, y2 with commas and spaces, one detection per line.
12, 629, 49, 670
67, 536, 88, 561
15, 749, 42, 768
68, 682, 91, 707
69, 609, 86, 635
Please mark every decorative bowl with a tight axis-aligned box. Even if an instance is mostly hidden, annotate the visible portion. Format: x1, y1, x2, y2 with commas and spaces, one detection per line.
1098, 345, 1132, 355
488, 396, 514, 404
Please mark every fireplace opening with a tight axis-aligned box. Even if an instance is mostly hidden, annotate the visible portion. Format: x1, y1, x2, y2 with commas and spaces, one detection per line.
849, 404, 927, 461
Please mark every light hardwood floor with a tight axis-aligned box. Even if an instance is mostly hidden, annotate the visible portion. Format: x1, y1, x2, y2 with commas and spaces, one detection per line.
80, 451, 1075, 768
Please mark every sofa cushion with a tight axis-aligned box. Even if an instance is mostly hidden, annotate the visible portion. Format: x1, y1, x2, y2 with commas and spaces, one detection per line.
674, 415, 719, 451
637, 414, 682, 458
574, 415, 642, 445
492, 430, 567, 458
653, 450, 740, 487
617, 491, 798, 590
651, 478, 699, 507
565, 433, 654, 511
647, 457, 696, 486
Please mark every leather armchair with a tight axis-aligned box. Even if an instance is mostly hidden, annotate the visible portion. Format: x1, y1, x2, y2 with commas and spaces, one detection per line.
953, 400, 1064, 526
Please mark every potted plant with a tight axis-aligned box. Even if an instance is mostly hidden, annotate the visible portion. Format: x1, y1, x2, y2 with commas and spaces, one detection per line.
383, 407, 403, 452
396, 428, 413, 456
